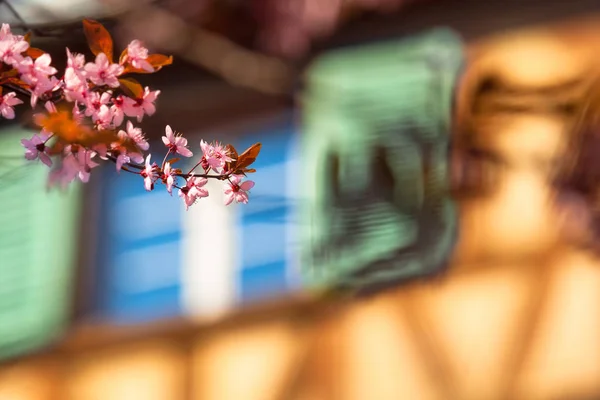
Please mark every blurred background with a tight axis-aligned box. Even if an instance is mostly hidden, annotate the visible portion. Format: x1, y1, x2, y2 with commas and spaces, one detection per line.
3, 0, 600, 399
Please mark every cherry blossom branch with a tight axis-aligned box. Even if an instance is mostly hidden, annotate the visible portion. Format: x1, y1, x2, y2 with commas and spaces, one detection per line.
106, 154, 232, 179
0, 82, 30, 97
187, 160, 204, 175
0, 19, 260, 210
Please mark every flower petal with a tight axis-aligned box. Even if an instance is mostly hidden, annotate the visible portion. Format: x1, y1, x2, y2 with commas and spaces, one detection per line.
178, 147, 193, 158
165, 125, 173, 140
38, 152, 53, 167
240, 180, 255, 191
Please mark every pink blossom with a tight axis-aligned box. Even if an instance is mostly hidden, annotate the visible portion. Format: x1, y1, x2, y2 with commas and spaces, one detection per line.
224, 174, 255, 205
140, 155, 158, 191
118, 120, 149, 151
179, 176, 209, 210
84, 52, 123, 88
29, 76, 60, 107
54, 147, 98, 184
125, 40, 154, 72
92, 143, 108, 158
63, 67, 89, 103
21, 132, 52, 167
0, 26, 28, 65
122, 86, 160, 122
63, 49, 89, 102
74, 149, 99, 183
0, 23, 12, 41
110, 142, 144, 172
110, 95, 126, 126
114, 151, 141, 172
92, 104, 113, 129
200, 140, 234, 173
0, 91, 23, 119
116, 154, 132, 171
18, 54, 57, 84
44, 100, 57, 113
0, 41, 27, 65
161, 162, 176, 195
66, 48, 86, 70
72, 104, 85, 124
48, 157, 80, 189
162, 125, 192, 157
17, 54, 60, 107
85, 91, 111, 119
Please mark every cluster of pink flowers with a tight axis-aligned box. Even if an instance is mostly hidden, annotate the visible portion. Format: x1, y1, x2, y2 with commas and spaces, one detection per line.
152, 126, 256, 210
0, 20, 258, 209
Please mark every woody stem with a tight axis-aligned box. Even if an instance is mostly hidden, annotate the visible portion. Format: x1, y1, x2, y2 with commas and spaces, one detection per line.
106, 154, 229, 179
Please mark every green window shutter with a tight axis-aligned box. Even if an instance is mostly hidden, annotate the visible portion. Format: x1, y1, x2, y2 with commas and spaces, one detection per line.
300, 28, 464, 292
0, 128, 81, 360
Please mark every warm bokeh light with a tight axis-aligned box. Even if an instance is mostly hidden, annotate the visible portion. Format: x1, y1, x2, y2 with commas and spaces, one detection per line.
66, 341, 187, 400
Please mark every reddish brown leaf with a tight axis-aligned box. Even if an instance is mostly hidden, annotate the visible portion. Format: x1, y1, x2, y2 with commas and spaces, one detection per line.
232, 167, 258, 176
0, 68, 18, 83
1, 76, 29, 89
119, 47, 129, 65
123, 54, 174, 74
36, 110, 93, 143
235, 143, 261, 170
224, 144, 239, 172
226, 144, 239, 159
82, 19, 114, 62
0, 67, 11, 78
118, 77, 144, 99
33, 104, 124, 152
24, 32, 32, 43
93, 129, 136, 154
148, 54, 174, 69
46, 141, 64, 156
167, 157, 180, 165
25, 47, 44, 59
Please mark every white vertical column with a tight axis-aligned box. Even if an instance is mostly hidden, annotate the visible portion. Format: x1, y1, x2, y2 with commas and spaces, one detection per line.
180, 178, 238, 319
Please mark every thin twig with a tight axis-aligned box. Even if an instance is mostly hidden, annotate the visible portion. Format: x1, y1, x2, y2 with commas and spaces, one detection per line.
105, 154, 230, 179
0, 83, 32, 98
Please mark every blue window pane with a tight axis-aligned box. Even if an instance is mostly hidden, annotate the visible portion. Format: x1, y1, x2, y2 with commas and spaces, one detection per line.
235, 121, 301, 300
240, 262, 289, 301
95, 149, 184, 323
